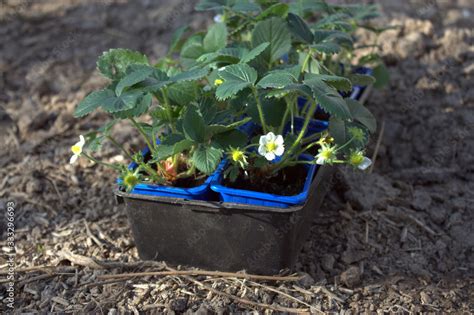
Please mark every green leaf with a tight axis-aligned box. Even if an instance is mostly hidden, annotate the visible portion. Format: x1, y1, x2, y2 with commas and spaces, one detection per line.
142, 72, 171, 93
313, 30, 353, 46
257, 71, 295, 89
169, 26, 188, 54
252, 17, 291, 64
256, 3, 289, 20
153, 135, 194, 161
183, 106, 207, 143
346, 99, 376, 133
74, 89, 114, 118
348, 74, 376, 86
198, 97, 217, 124
232, 1, 261, 12
240, 42, 269, 64
102, 90, 145, 114
213, 129, 248, 149
328, 117, 347, 145
311, 42, 341, 54
167, 81, 200, 106
216, 64, 258, 100
171, 68, 209, 82
204, 23, 228, 52
372, 64, 390, 89
115, 65, 153, 96
318, 74, 352, 92
287, 13, 314, 43
247, 95, 286, 127
97, 49, 148, 80
180, 34, 205, 61
113, 93, 152, 119
303, 76, 351, 119
192, 146, 223, 175
195, 0, 231, 11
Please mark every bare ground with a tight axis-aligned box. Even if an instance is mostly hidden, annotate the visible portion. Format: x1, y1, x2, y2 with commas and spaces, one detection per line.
0, 0, 473, 313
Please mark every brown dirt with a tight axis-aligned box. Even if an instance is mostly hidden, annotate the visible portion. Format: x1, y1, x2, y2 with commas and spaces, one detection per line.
1, 0, 473, 313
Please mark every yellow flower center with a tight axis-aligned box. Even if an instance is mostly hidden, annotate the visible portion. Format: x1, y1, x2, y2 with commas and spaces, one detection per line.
265, 141, 277, 152
123, 174, 139, 188
321, 148, 334, 159
214, 79, 223, 86
232, 150, 244, 162
71, 145, 82, 155
350, 154, 364, 166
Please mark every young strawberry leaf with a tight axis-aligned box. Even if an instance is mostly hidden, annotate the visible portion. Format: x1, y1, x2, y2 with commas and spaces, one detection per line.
74, 89, 115, 118
195, 0, 230, 11
252, 17, 291, 64
183, 106, 207, 143
303, 76, 351, 119
348, 73, 376, 86
240, 42, 269, 64
97, 49, 148, 80
115, 65, 154, 96
168, 26, 188, 55
216, 64, 258, 100
113, 93, 152, 119
256, 3, 289, 20
317, 74, 352, 92
287, 13, 314, 43
257, 71, 295, 89
203, 23, 228, 52
346, 99, 376, 133
192, 145, 223, 174
372, 64, 390, 89
171, 67, 209, 82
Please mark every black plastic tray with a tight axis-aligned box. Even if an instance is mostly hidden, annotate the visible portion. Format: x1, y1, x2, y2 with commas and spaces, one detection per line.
115, 165, 335, 275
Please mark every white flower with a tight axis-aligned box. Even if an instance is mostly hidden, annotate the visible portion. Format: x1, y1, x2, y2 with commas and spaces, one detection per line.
214, 14, 224, 23
315, 143, 337, 165
357, 157, 372, 170
69, 135, 85, 164
347, 151, 372, 170
258, 132, 284, 161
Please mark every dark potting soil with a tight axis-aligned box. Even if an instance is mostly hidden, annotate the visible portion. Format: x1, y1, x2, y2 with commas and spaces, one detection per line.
224, 164, 308, 196
172, 174, 206, 188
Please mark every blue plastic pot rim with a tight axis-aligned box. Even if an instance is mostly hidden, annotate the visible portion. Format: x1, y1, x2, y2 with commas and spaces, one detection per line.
210, 154, 318, 204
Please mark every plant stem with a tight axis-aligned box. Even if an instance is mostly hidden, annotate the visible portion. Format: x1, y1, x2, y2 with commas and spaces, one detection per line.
251, 86, 268, 133
106, 135, 134, 161
301, 51, 312, 74
82, 153, 121, 171
130, 117, 154, 151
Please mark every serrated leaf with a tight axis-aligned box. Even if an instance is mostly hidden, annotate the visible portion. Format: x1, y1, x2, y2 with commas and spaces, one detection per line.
216, 64, 257, 100
167, 81, 200, 106
195, 0, 231, 11
102, 90, 145, 114
287, 13, 314, 43
115, 65, 153, 96
348, 73, 376, 86
303, 76, 351, 119
97, 49, 148, 80
257, 3, 289, 20
318, 74, 352, 92
289, 0, 329, 15
204, 23, 228, 52
232, 1, 261, 12
328, 117, 347, 145
346, 99, 376, 133
257, 71, 295, 89
240, 42, 269, 64
313, 30, 353, 46
192, 146, 223, 175
311, 42, 341, 54
169, 26, 188, 54
153, 137, 194, 161
183, 106, 207, 143
180, 34, 205, 61
252, 17, 291, 64
74, 89, 115, 118
113, 93, 152, 119
213, 129, 248, 149
171, 68, 209, 82
141, 69, 171, 93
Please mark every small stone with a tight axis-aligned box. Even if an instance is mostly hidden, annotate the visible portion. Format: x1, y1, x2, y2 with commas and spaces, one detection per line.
411, 190, 432, 211
169, 297, 187, 312
340, 266, 361, 288
297, 272, 315, 288
26, 179, 43, 194
321, 254, 336, 272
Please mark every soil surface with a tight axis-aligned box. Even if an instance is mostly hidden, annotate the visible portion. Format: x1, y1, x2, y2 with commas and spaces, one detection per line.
225, 163, 307, 196
1, 0, 473, 313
